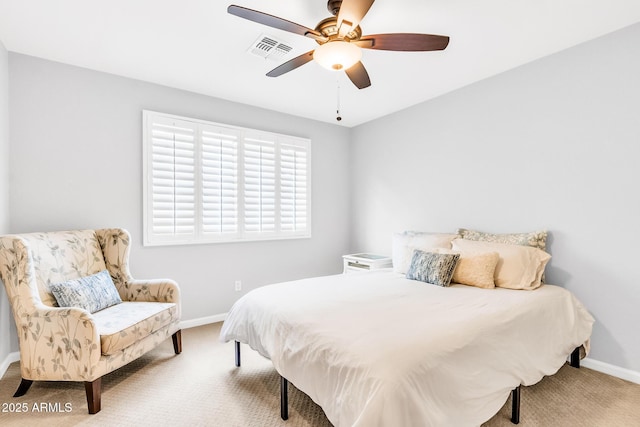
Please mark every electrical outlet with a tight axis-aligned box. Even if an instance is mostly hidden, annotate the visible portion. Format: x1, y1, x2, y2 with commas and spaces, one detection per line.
234, 280, 242, 292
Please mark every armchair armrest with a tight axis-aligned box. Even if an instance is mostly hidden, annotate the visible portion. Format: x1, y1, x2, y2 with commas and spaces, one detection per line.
123, 278, 181, 318
18, 304, 101, 381
122, 278, 180, 303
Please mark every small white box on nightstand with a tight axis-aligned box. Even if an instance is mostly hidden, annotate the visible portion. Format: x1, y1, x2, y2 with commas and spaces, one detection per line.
342, 253, 392, 274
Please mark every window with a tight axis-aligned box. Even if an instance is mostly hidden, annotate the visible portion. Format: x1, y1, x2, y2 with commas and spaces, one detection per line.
143, 111, 311, 246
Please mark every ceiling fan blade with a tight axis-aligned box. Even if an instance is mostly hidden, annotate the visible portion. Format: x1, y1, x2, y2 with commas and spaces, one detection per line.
228, 5, 325, 41
354, 33, 450, 51
336, 0, 375, 37
266, 50, 315, 77
345, 61, 371, 89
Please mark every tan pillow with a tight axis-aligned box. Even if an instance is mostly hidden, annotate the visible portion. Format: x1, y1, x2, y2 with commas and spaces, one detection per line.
454, 251, 500, 289
451, 239, 551, 290
437, 249, 499, 289
392, 231, 458, 274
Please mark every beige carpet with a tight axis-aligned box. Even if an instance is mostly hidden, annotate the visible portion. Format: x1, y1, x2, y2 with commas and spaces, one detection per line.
1, 323, 638, 427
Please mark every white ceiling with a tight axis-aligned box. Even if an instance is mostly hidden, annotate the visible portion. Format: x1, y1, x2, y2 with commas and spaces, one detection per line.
1, 0, 639, 127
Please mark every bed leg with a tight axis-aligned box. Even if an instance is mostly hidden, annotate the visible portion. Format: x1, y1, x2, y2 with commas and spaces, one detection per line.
570, 347, 580, 368
511, 385, 520, 424
235, 341, 241, 367
281, 376, 289, 420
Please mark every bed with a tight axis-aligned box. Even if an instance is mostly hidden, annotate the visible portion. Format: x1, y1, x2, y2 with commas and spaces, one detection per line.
220, 231, 594, 426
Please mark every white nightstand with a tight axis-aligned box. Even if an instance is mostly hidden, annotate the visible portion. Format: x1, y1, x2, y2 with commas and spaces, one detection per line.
342, 253, 392, 274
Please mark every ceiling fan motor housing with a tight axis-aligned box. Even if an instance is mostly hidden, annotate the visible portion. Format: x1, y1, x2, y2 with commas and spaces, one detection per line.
315, 17, 362, 43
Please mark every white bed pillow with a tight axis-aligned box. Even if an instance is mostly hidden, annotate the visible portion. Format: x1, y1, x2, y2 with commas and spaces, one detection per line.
456, 227, 549, 283
451, 239, 551, 290
392, 231, 458, 274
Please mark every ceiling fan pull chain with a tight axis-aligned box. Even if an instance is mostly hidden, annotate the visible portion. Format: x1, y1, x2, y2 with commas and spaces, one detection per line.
336, 80, 342, 122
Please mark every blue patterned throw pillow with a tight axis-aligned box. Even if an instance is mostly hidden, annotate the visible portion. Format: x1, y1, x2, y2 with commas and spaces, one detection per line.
406, 250, 460, 287
50, 270, 122, 313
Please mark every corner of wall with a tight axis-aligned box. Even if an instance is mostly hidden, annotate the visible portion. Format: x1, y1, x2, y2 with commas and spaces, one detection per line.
0, 38, 14, 375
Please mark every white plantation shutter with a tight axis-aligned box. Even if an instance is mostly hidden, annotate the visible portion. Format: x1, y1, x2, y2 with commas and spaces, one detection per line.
280, 139, 309, 234
244, 136, 276, 234
147, 116, 196, 242
201, 126, 239, 237
143, 111, 311, 245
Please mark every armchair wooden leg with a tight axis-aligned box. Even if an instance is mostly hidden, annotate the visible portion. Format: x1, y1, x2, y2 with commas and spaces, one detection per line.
13, 378, 33, 397
85, 378, 102, 414
172, 330, 182, 354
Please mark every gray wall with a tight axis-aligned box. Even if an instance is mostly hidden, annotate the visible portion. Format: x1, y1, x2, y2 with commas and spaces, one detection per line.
4, 25, 639, 374
0, 40, 11, 364
349, 23, 640, 372
7, 54, 351, 352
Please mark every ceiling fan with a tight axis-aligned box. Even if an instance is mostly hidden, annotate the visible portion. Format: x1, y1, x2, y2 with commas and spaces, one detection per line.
228, 0, 450, 89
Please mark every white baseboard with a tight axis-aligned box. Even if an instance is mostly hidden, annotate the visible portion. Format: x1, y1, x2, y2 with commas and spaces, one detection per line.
582, 357, 640, 385
0, 351, 20, 379
179, 313, 227, 330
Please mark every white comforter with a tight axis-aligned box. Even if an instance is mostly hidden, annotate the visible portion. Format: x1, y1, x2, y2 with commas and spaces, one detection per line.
220, 270, 594, 427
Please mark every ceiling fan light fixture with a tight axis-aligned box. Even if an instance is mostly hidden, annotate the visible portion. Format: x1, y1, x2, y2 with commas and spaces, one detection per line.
313, 41, 362, 71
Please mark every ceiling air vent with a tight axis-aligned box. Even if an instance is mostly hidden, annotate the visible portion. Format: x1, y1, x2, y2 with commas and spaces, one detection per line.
248, 34, 293, 61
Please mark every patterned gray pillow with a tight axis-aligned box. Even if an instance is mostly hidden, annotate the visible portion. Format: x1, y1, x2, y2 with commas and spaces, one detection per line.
406, 250, 460, 287
50, 270, 122, 313
456, 228, 547, 252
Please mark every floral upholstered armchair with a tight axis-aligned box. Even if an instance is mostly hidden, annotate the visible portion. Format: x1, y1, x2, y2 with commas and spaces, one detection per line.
0, 228, 182, 414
